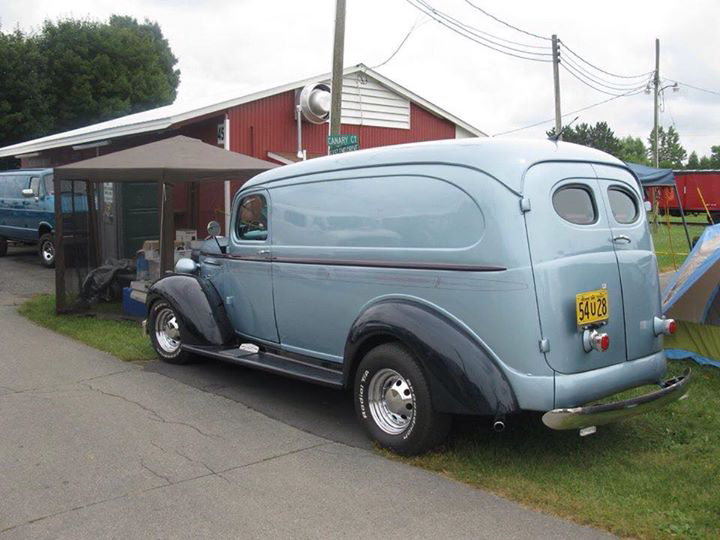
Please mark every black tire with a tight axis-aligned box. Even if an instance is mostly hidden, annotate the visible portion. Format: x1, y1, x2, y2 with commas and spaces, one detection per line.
148, 300, 192, 365
38, 233, 55, 268
354, 342, 451, 455
0, 236, 7, 257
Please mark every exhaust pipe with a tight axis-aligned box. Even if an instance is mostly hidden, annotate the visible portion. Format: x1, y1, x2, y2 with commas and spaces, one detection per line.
492, 419, 505, 432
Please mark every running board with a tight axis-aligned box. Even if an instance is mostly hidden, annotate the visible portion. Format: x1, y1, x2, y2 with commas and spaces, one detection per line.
181, 344, 344, 388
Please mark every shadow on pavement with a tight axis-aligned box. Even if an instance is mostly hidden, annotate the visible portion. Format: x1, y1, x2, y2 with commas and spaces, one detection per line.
144, 356, 373, 449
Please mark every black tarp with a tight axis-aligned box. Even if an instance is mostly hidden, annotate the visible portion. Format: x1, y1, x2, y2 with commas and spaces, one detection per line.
625, 162, 676, 186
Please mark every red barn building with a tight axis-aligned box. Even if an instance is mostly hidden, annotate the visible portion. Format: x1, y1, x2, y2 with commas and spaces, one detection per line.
0, 64, 484, 255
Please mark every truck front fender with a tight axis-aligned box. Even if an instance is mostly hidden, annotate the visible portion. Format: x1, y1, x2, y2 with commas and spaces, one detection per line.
344, 298, 519, 416
147, 274, 234, 347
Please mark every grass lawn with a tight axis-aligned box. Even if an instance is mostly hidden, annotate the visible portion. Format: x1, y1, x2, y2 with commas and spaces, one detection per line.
399, 361, 720, 539
648, 212, 709, 272
18, 294, 155, 361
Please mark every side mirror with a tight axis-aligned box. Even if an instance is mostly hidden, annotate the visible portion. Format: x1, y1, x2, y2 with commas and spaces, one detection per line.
21, 188, 34, 198
207, 220, 221, 237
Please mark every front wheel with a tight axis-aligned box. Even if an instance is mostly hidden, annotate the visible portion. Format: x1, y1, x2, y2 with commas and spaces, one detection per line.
354, 343, 451, 455
148, 300, 192, 364
38, 233, 55, 268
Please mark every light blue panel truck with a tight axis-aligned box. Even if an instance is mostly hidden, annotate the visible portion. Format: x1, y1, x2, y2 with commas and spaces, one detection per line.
144, 138, 690, 454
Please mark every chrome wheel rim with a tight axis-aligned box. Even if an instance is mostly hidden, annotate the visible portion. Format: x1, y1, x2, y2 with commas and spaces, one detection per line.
155, 307, 181, 354
41, 241, 54, 263
368, 368, 415, 435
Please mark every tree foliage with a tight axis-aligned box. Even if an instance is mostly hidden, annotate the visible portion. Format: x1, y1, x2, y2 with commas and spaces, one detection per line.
0, 16, 179, 149
647, 126, 687, 169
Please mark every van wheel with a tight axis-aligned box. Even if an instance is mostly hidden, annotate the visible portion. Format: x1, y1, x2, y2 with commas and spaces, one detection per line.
38, 234, 55, 268
0, 236, 7, 257
354, 343, 451, 455
149, 300, 192, 365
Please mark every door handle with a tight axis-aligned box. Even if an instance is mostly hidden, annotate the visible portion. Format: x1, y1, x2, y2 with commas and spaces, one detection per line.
257, 249, 271, 257
612, 235, 631, 244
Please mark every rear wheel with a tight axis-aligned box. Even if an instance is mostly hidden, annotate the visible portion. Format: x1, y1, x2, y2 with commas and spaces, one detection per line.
0, 236, 7, 257
149, 300, 192, 364
354, 343, 450, 455
38, 233, 55, 268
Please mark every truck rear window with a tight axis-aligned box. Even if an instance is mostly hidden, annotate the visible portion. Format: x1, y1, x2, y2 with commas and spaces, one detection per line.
607, 187, 638, 223
552, 186, 596, 225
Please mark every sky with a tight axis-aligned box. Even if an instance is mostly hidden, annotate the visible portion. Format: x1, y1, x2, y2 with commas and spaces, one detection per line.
2, 0, 719, 158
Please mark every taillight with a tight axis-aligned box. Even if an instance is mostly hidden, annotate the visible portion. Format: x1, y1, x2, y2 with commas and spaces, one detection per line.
583, 329, 609, 353
654, 317, 676, 336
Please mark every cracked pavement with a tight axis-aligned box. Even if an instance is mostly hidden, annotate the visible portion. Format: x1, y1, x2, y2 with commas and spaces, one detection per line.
0, 246, 614, 539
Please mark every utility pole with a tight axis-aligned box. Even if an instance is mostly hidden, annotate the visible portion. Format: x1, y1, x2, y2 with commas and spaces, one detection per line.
329, 0, 346, 148
551, 34, 562, 139
653, 38, 660, 168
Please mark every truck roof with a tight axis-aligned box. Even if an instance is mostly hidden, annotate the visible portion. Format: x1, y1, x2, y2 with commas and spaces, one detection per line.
0, 168, 53, 175
243, 138, 626, 194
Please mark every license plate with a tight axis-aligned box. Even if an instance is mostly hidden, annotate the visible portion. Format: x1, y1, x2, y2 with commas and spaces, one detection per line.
576, 289, 609, 327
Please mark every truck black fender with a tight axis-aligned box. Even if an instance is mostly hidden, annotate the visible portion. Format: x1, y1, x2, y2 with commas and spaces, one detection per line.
343, 298, 519, 416
147, 273, 234, 347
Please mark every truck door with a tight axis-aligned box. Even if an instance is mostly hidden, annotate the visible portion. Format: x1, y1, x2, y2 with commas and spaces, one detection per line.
222, 189, 279, 343
523, 162, 627, 374
593, 165, 662, 360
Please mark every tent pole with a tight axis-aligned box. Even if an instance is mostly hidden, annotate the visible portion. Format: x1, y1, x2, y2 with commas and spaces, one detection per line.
674, 183, 691, 249
160, 177, 175, 275
54, 176, 66, 313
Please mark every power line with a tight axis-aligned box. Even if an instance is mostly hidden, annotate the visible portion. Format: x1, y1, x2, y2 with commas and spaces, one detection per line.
404, 0, 552, 62
371, 17, 428, 69
493, 87, 646, 136
561, 62, 647, 97
463, 0, 550, 41
560, 40, 653, 80
665, 79, 720, 97
561, 53, 652, 91
411, 0, 551, 57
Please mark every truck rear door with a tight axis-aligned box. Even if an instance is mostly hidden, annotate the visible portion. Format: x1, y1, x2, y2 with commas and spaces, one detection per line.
593, 164, 662, 360
523, 162, 627, 374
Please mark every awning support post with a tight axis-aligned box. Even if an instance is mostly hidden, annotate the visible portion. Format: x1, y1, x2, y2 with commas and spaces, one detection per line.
159, 178, 175, 275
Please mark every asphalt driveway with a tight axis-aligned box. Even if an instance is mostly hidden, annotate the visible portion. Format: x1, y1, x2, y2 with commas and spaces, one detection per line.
0, 245, 612, 539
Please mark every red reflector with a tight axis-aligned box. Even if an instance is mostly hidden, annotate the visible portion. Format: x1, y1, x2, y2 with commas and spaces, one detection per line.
600, 334, 610, 351
667, 320, 677, 335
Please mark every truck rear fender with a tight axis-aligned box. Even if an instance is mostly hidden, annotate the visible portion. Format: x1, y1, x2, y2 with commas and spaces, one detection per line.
343, 297, 519, 416
147, 274, 234, 347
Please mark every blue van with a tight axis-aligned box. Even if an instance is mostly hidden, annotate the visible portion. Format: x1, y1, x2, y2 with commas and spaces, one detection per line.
0, 168, 56, 267
144, 138, 690, 454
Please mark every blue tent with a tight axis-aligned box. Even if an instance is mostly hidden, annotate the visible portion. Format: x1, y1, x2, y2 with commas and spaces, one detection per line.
625, 162, 675, 186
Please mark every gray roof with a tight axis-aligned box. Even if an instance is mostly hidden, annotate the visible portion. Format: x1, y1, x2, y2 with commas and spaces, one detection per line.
243, 137, 626, 194
54, 136, 277, 183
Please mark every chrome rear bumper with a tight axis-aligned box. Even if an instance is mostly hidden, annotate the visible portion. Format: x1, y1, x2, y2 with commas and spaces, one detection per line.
542, 369, 691, 430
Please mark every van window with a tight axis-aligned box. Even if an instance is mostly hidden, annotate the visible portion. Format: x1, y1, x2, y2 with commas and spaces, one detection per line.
552, 185, 596, 225
607, 187, 638, 224
44, 175, 54, 195
236, 194, 268, 241
30, 177, 40, 195
271, 176, 484, 249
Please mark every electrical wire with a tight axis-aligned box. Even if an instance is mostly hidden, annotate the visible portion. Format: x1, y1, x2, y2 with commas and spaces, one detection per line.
412, 0, 551, 57
560, 40, 653, 80
561, 62, 647, 97
493, 87, 646, 136
561, 53, 653, 91
463, 0, 550, 41
665, 79, 720, 97
371, 17, 429, 69
404, 0, 552, 62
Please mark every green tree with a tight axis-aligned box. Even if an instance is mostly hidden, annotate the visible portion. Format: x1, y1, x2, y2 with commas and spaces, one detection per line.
686, 151, 700, 169
547, 121, 621, 156
0, 28, 52, 150
647, 126, 687, 169
617, 136, 648, 164
39, 16, 180, 133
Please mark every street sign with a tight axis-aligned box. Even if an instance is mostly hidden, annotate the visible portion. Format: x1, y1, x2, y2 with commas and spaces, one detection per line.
328, 134, 359, 155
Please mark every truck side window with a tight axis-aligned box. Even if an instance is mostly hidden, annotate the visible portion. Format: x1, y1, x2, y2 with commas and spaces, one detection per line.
236, 194, 268, 241
552, 185, 596, 225
30, 177, 40, 196
44, 175, 54, 195
607, 187, 638, 224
